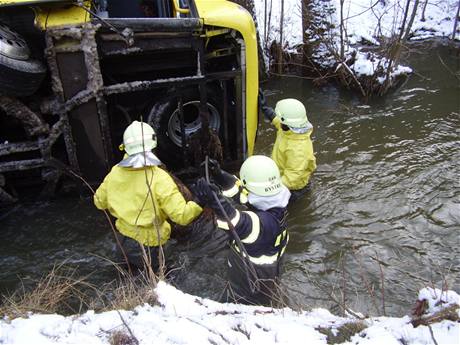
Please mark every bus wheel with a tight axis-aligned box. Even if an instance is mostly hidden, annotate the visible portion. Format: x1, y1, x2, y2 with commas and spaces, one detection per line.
148, 87, 222, 168
0, 22, 45, 96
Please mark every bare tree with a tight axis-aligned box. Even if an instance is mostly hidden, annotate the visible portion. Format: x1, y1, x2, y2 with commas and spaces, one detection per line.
264, 0, 267, 46
419, 0, 429, 21
403, 0, 420, 41
278, 0, 285, 74
452, 0, 460, 40
339, 0, 345, 60
267, 0, 273, 52
379, 0, 418, 95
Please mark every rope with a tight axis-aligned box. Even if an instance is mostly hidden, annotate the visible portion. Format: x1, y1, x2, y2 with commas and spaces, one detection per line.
204, 156, 260, 293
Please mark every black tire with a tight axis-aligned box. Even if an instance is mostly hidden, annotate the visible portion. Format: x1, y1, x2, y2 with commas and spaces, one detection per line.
0, 54, 46, 96
148, 87, 223, 168
0, 23, 46, 97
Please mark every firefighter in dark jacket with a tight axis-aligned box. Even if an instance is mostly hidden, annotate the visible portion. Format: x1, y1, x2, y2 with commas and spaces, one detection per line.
195, 155, 291, 305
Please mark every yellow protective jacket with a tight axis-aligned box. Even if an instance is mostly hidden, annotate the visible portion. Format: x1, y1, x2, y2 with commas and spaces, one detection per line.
271, 117, 317, 190
94, 165, 202, 246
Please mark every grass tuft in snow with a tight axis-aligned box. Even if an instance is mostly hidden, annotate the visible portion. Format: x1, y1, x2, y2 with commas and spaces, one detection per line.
0, 263, 94, 318
102, 270, 158, 312
317, 321, 368, 344
109, 329, 139, 345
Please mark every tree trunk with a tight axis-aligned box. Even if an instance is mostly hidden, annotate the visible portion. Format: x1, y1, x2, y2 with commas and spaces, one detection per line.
420, 0, 429, 21
403, 0, 420, 41
301, 0, 312, 75
452, 0, 460, 40
339, 0, 345, 60
277, 0, 285, 74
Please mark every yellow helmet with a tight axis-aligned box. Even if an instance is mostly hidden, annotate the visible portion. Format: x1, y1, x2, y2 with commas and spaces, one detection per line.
239, 155, 282, 196
275, 98, 309, 128
122, 121, 157, 155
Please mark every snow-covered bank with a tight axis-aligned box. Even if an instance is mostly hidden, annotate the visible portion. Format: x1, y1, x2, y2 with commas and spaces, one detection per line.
253, 0, 459, 85
1, 282, 458, 344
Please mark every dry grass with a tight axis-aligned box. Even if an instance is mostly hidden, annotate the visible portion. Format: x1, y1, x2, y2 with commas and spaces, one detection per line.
0, 253, 161, 319
102, 271, 158, 312
317, 321, 368, 344
0, 263, 94, 319
109, 329, 139, 345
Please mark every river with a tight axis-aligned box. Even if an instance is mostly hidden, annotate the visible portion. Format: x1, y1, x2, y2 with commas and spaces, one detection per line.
1, 42, 458, 316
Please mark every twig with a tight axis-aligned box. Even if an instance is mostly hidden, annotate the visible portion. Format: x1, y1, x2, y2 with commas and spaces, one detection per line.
340, 253, 347, 317
302, 268, 365, 320
437, 52, 460, 80
412, 304, 460, 327
336, 62, 366, 97
140, 115, 165, 281
373, 252, 386, 316
344, 0, 381, 21
428, 325, 439, 345
116, 310, 139, 345
204, 157, 260, 293
47, 158, 132, 276
185, 317, 232, 344
278, 0, 285, 74
452, 0, 460, 40
268, 71, 321, 80
351, 248, 380, 315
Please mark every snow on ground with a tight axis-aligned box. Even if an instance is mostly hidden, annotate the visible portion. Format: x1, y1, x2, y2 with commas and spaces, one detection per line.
253, 0, 459, 79
339, 0, 460, 44
0, 282, 458, 344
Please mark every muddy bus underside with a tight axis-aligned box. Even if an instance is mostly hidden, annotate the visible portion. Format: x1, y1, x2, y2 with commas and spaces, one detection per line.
0, 18, 245, 203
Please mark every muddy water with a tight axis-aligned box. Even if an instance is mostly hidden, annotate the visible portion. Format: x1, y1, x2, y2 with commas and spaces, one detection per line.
1, 42, 459, 316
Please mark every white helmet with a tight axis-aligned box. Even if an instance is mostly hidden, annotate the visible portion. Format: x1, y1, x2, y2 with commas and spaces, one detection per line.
122, 121, 157, 155
275, 98, 309, 129
239, 155, 282, 196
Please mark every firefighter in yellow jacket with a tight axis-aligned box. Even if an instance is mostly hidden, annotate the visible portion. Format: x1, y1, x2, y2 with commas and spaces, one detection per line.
94, 121, 202, 270
259, 93, 316, 199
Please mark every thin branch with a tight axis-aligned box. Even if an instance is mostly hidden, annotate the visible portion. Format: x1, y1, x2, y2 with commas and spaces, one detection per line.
437, 52, 460, 80
48, 158, 132, 275
372, 252, 386, 317
452, 0, 460, 40
351, 248, 380, 315
116, 310, 139, 345
428, 325, 439, 345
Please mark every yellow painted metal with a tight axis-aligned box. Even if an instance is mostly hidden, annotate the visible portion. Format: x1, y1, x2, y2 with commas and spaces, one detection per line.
35, 3, 90, 29
0, 0, 67, 5
204, 27, 230, 38
194, 0, 259, 156
171, 0, 190, 16
0, 1, 90, 29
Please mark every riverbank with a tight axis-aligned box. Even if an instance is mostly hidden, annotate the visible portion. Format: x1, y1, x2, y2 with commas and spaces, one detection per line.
253, 0, 459, 95
1, 280, 458, 344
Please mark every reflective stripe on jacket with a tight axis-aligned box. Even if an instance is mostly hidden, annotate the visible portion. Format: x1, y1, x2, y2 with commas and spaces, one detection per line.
94, 165, 202, 246
217, 207, 288, 265
271, 117, 316, 190
222, 180, 249, 204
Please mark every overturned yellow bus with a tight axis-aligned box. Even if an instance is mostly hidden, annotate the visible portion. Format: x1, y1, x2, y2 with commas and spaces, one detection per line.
0, 0, 258, 203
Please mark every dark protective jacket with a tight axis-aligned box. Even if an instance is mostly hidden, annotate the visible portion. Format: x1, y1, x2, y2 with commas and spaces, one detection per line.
216, 205, 288, 266
208, 170, 288, 263
201, 177, 288, 304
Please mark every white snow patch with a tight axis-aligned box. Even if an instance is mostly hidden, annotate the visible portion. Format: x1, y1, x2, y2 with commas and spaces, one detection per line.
1, 282, 458, 345
253, 0, 458, 82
